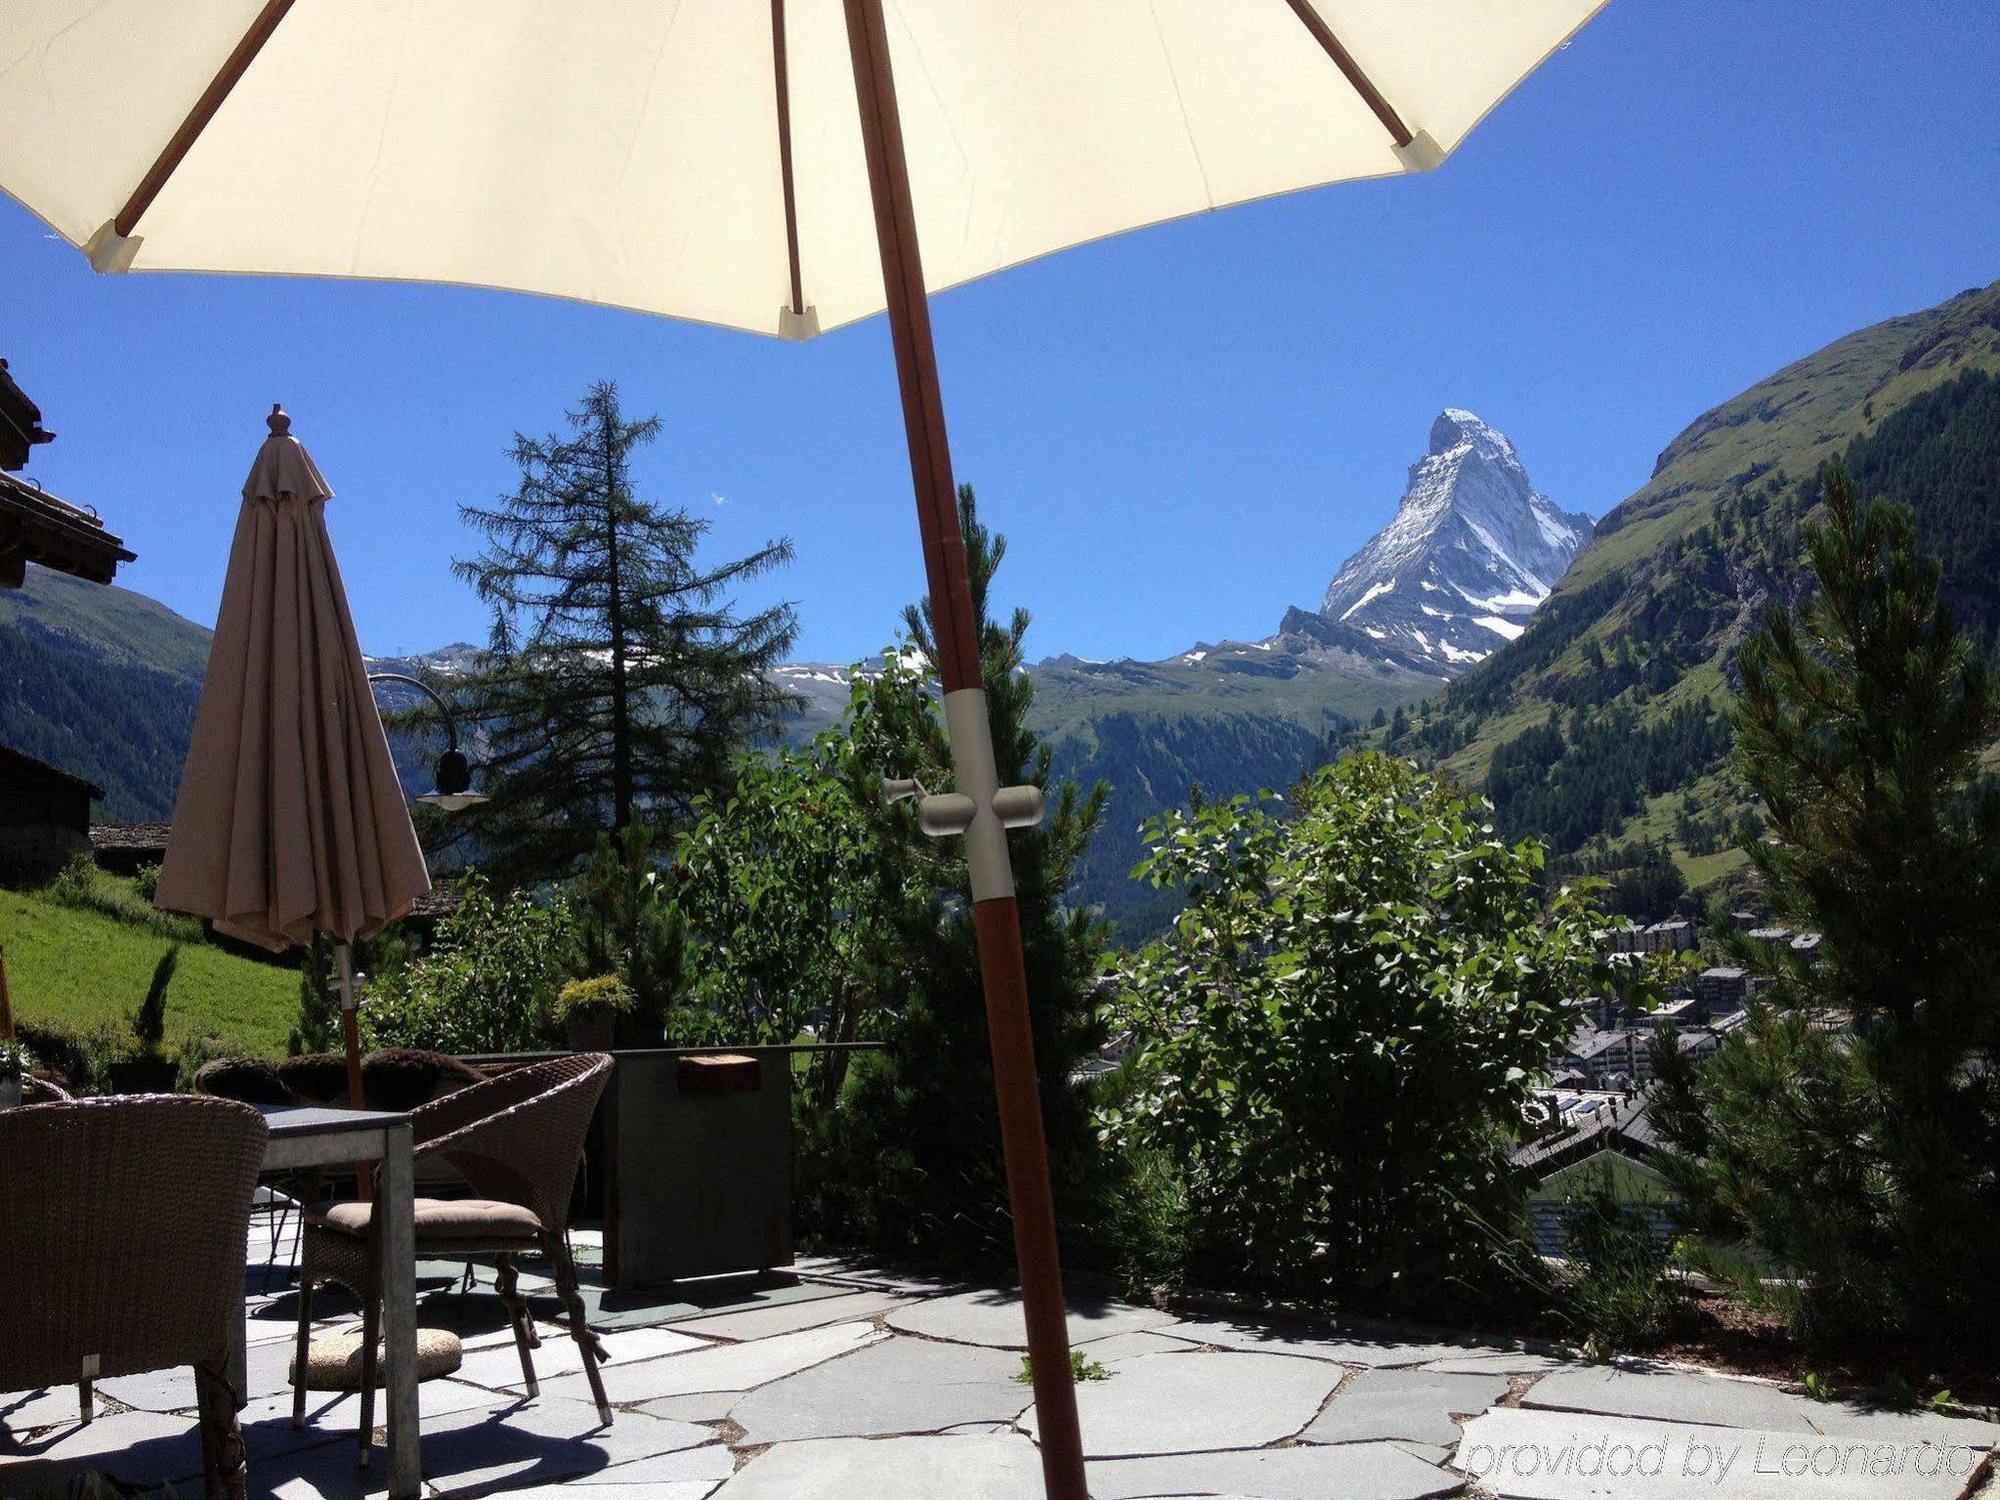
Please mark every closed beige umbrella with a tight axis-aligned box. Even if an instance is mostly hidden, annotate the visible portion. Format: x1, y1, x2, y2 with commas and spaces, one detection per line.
4, 7, 1607, 1494
156, 404, 430, 1107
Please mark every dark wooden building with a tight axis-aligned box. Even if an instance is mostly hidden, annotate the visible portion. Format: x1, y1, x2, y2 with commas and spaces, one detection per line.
0, 744, 102, 880
0, 357, 133, 587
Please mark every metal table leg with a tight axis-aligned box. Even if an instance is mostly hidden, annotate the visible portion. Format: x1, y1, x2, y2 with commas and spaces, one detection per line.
378, 1119, 420, 1498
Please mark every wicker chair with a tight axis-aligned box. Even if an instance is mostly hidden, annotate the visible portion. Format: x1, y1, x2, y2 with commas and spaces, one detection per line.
0, 1095, 269, 1500
291, 1053, 614, 1454
21, 1075, 74, 1104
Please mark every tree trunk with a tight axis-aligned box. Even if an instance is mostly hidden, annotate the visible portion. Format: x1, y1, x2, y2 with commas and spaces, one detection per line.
604, 413, 634, 830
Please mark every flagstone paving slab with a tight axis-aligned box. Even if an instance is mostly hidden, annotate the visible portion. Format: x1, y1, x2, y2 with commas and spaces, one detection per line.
633, 1391, 741, 1424
1075, 1329, 1202, 1364
1421, 1350, 1566, 1375
1024, 1347, 1341, 1456
543, 1321, 881, 1404
1457, 1405, 1991, 1500
2, 1387, 97, 1437
1523, 1363, 1820, 1431
1084, 1441, 1467, 1500
883, 1287, 1179, 1348
455, 1323, 709, 1390
1799, 1401, 2000, 1447
390, 1396, 713, 1496
714, 1433, 1045, 1498
1170, 1315, 1478, 1368
98, 1339, 297, 1412
0, 1410, 204, 1491
667, 1289, 910, 1342
728, 1334, 1027, 1445
1304, 1366, 1512, 1447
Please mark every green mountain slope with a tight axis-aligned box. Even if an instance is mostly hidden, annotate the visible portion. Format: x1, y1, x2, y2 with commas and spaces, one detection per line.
0, 568, 210, 819
1396, 277, 2000, 898
1030, 651, 1438, 932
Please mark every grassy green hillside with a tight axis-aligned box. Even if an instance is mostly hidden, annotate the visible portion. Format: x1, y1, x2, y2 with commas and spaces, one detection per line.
3, 878, 299, 1062
1382, 277, 2000, 902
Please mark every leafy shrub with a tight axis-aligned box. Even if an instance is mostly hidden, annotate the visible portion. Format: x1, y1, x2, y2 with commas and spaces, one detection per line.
361, 873, 575, 1054
1104, 754, 1605, 1308
15, 1017, 126, 1094
555, 974, 636, 1022
131, 863, 160, 902
46, 856, 201, 940
1556, 1178, 1691, 1355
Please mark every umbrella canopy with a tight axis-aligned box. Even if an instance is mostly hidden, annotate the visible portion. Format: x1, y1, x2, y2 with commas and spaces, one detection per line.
4, 8, 1607, 1496
155, 405, 429, 951
4, 0, 1601, 338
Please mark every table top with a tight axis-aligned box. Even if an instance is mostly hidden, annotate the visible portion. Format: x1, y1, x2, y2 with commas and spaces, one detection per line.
258, 1103, 411, 1137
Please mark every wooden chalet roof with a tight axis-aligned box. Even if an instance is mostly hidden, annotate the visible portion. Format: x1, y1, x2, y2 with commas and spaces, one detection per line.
0, 357, 132, 587
0, 471, 134, 587
88, 821, 174, 854
0, 742, 105, 801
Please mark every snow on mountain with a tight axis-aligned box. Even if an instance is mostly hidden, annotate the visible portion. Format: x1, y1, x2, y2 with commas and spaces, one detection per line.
1311, 408, 1591, 672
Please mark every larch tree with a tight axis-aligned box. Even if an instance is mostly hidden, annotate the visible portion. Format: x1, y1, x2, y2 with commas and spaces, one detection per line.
452, 381, 799, 883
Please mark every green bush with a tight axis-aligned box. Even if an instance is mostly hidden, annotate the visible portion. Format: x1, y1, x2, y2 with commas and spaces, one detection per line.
361, 873, 575, 1054
1104, 754, 1605, 1308
555, 974, 637, 1022
45, 856, 200, 941
1556, 1177, 1691, 1356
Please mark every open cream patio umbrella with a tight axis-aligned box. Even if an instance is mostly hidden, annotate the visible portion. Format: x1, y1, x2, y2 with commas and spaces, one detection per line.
1, 5, 1607, 1493
154, 404, 431, 1115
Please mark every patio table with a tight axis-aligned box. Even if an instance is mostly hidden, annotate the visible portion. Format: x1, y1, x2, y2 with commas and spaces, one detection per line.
236, 1105, 420, 1499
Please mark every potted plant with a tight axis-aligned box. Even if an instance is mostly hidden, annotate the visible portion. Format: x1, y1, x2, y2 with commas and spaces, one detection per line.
0, 1037, 26, 1110
108, 945, 182, 1094
555, 974, 635, 1052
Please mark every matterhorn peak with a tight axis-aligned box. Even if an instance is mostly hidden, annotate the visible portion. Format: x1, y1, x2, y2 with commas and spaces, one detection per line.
1428, 406, 1514, 460
1305, 409, 1593, 673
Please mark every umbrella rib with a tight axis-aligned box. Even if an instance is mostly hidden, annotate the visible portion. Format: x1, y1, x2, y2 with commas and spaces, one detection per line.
1282, 0, 1414, 149
114, 0, 296, 238
772, 0, 805, 316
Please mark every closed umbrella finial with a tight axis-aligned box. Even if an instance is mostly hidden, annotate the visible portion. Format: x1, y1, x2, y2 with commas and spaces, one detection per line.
267, 402, 290, 435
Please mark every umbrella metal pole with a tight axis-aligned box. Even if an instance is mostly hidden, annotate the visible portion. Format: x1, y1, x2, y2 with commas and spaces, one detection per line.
335, 941, 373, 1202
841, 3, 1086, 1496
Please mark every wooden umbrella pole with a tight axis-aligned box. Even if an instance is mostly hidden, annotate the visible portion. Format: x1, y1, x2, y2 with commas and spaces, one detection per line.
841, 3, 1086, 1496
0, 938, 15, 1044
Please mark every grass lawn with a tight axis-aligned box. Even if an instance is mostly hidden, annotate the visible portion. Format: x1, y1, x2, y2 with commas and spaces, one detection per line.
2, 884, 298, 1058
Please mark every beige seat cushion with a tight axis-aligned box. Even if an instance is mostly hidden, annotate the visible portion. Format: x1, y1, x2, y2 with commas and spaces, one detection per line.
292, 1326, 463, 1391
307, 1195, 544, 1246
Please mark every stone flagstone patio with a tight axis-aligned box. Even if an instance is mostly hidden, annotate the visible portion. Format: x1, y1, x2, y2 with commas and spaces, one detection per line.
3, 1225, 1996, 1499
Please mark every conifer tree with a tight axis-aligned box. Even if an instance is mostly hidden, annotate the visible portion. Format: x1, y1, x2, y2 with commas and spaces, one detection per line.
812, 485, 1115, 1264
452, 382, 798, 882
1654, 461, 2000, 1353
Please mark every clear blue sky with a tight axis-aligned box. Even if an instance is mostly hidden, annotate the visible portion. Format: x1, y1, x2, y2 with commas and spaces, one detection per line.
6, 0, 1998, 664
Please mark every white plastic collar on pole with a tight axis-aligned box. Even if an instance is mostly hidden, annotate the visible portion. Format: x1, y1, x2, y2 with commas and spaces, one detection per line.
1394, 129, 1445, 172
942, 687, 1016, 903
83, 220, 141, 273
336, 942, 360, 1014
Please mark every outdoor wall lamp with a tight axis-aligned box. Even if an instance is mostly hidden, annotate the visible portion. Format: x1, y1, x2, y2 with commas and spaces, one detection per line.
366, 671, 489, 812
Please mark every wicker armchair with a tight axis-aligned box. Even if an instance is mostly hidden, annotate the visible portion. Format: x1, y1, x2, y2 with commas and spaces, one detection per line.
21, 1075, 74, 1104
292, 1053, 614, 1453
0, 1095, 269, 1500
